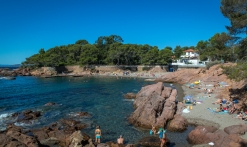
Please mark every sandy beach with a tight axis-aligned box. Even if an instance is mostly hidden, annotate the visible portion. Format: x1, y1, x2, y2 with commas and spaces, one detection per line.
181, 83, 247, 140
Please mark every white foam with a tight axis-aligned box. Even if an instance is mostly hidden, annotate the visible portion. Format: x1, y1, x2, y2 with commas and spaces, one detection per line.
0, 113, 9, 119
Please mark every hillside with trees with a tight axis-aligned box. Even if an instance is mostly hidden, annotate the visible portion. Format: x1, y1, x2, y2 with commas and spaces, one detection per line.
22, 0, 247, 82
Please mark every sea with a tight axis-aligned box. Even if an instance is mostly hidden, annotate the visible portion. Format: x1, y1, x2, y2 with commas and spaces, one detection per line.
0, 74, 194, 146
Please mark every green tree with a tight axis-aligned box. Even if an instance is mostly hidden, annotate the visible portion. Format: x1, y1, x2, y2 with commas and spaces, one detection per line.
142, 46, 159, 65
173, 46, 183, 59
75, 39, 89, 45
221, 0, 247, 35
80, 44, 99, 65
158, 48, 173, 65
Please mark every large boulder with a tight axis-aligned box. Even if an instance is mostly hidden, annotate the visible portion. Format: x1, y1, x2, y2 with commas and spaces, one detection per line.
224, 124, 247, 135
129, 82, 183, 129
167, 115, 188, 132
187, 125, 247, 147
7, 130, 39, 147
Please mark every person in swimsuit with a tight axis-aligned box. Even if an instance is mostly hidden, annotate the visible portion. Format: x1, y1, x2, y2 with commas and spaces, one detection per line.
117, 135, 124, 144
95, 126, 102, 143
157, 128, 164, 141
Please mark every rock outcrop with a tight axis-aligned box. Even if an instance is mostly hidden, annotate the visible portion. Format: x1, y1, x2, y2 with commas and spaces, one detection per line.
128, 82, 187, 129
167, 114, 188, 132
0, 68, 17, 76
0, 124, 40, 147
12, 110, 41, 124
187, 125, 247, 147
124, 93, 136, 99
224, 124, 247, 135
31, 67, 57, 76
137, 136, 170, 147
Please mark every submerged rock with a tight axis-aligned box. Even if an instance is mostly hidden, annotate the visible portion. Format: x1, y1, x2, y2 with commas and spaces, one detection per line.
124, 93, 136, 99
44, 102, 56, 106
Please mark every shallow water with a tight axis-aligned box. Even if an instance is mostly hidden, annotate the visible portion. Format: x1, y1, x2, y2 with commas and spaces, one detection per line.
0, 76, 193, 146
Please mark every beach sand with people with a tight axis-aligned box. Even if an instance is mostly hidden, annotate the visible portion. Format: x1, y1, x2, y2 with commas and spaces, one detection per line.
181, 83, 247, 140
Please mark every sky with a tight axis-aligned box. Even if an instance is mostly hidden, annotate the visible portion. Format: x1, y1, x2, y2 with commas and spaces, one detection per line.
0, 0, 230, 65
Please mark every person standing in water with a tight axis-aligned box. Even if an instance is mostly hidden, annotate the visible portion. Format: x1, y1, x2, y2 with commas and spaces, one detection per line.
95, 126, 102, 143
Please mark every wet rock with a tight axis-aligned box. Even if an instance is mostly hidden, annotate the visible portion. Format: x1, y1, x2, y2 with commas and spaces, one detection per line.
60, 118, 80, 127
105, 142, 125, 147
84, 138, 95, 147
76, 111, 90, 117
125, 144, 136, 147
44, 102, 56, 106
7, 130, 39, 147
167, 115, 188, 132
15, 110, 41, 123
97, 143, 110, 147
137, 136, 170, 147
6, 124, 23, 132
123, 93, 136, 99
66, 131, 90, 147
39, 137, 60, 146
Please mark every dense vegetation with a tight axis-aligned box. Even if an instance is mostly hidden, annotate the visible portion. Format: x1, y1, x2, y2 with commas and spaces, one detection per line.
220, 0, 247, 81
22, 0, 247, 81
21, 33, 237, 68
22, 35, 175, 67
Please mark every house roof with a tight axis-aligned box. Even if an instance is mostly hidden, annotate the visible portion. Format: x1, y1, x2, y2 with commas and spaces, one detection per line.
184, 49, 195, 52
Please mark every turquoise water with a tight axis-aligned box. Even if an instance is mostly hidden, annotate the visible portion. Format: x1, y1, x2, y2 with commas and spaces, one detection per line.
0, 76, 193, 146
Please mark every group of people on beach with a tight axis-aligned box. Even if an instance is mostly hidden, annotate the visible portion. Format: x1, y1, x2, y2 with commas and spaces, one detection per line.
150, 125, 167, 147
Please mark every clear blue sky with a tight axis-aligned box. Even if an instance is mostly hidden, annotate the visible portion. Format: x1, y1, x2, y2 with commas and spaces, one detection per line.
0, 0, 230, 65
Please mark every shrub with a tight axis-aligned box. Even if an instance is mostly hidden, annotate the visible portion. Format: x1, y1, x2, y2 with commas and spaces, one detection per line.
206, 61, 221, 70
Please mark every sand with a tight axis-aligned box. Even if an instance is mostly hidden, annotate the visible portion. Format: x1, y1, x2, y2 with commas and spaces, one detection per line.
181, 84, 247, 140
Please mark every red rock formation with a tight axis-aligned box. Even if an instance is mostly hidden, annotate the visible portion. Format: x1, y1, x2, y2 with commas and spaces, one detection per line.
187, 125, 247, 147
167, 114, 188, 132
128, 82, 187, 129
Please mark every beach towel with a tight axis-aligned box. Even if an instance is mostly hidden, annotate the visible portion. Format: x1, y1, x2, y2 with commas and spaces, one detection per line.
183, 109, 190, 113
207, 108, 228, 114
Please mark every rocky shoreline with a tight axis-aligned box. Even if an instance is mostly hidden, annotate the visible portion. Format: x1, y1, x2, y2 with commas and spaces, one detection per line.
2, 63, 247, 147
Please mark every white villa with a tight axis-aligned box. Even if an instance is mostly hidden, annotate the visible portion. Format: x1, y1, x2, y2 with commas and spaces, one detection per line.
180, 49, 199, 59
172, 49, 207, 67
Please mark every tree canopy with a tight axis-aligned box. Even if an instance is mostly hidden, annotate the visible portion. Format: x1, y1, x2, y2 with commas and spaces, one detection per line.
220, 0, 247, 81
22, 35, 178, 67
